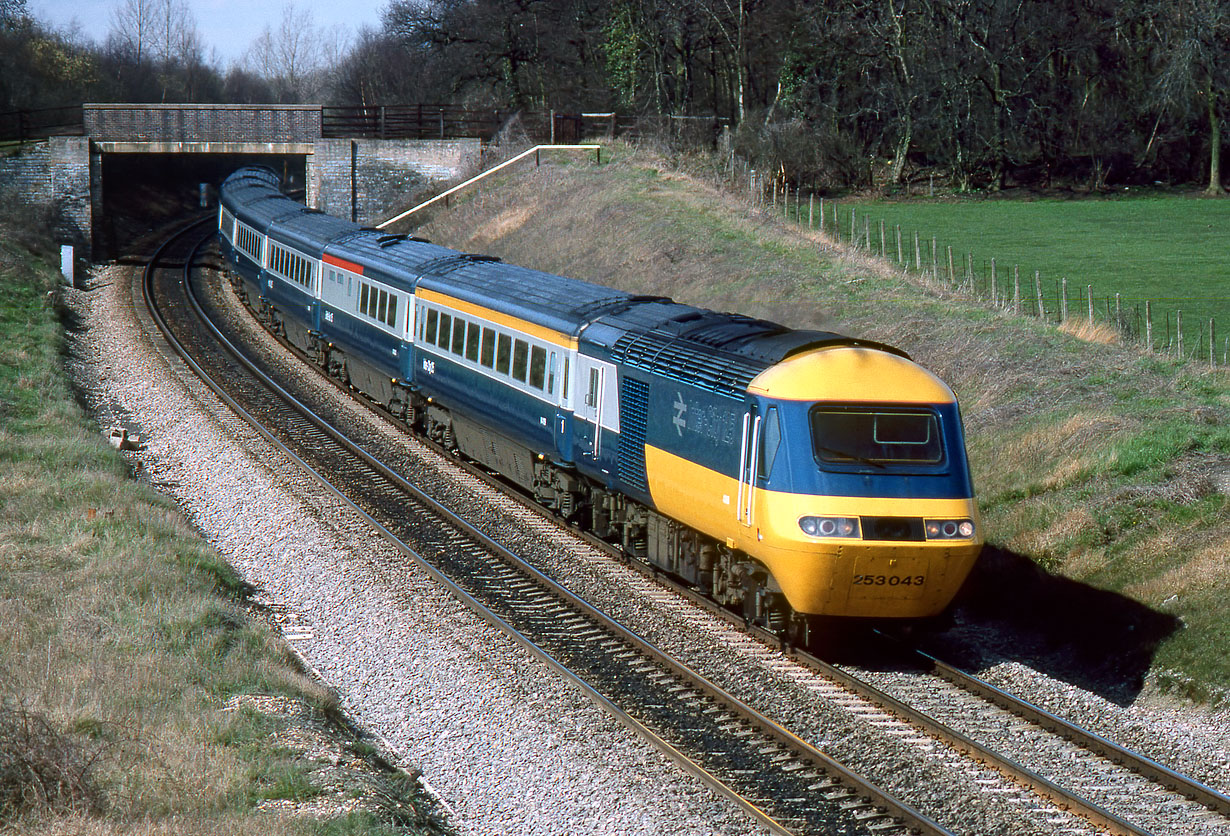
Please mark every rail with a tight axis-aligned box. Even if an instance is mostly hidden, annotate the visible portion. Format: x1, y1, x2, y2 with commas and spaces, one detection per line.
375, 144, 602, 229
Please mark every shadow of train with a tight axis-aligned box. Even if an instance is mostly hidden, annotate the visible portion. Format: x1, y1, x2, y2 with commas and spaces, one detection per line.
928, 545, 1182, 706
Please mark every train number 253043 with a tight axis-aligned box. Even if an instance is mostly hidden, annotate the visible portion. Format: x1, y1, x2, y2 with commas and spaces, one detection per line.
852, 574, 925, 586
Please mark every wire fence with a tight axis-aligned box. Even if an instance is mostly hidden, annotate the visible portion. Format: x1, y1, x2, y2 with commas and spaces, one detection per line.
741, 167, 1227, 369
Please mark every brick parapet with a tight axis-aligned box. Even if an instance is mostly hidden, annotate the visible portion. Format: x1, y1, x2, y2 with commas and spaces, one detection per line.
84, 104, 322, 143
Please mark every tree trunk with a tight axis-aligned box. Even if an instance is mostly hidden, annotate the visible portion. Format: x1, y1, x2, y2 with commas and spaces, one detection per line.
1206, 77, 1224, 196
890, 114, 912, 185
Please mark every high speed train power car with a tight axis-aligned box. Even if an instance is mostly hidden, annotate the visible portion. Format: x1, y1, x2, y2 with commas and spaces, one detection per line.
218, 166, 982, 639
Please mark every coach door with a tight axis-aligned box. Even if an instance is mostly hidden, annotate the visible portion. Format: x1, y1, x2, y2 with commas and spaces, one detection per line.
737, 406, 761, 528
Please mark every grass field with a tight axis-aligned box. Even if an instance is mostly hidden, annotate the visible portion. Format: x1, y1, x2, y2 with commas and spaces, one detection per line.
821, 195, 1230, 360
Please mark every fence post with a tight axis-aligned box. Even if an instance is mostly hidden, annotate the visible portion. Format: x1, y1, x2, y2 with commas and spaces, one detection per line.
896, 225, 903, 264
914, 231, 921, 271
1145, 301, 1153, 351
947, 246, 955, 285
1116, 293, 1122, 332
1060, 278, 1068, 321
850, 207, 856, 244
1211, 319, 1216, 368
809, 194, 814, 229
931, 237, 938, 278
880, 220, 887, 256
1087, 285, 1094, 325
864, 216, 871, 250
991, 258, 998, 307
1034, 271, 1045, 319
1013, 266, 1021, 313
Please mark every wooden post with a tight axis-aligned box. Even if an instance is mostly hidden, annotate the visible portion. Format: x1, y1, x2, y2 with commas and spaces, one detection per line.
850, 207, 857, 244
880, 219, 886, 256
864, 216, 870, 250
1060, 278, 1068, 321
1116, 293, 1122, 332
1013, 266, 1021, 313
1034, 271, 1045, 319
1145, 301, 1153, 351
947, 246, 955, 285
896, 225, 903, 264
809, 194, 814, 229
990, 258, 998, 307
931, 237, 938, 278
1087, 285, 1094, 325
914, 231, 921, 270
819, 197, 825, 233
1211, 318, 1216, 368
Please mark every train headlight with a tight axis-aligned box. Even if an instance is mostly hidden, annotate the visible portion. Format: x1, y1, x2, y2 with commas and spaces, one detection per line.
925, 519, 976, 540
799, 516, 860, 538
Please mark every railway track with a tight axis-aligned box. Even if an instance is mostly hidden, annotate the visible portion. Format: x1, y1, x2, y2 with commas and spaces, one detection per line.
144, 228, 950, 835
139, 222, 1230, 836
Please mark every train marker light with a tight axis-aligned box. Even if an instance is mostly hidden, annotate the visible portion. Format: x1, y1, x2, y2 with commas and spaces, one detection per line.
799, 516, 860, 538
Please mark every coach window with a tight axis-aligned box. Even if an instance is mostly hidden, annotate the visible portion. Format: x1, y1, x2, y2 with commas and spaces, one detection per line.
451, 317, 467, 355
512, 339, 529, 383
359, 284, 369, 315
465, 322, 481, 362
437, 313, 452, 349
480, 327, 495, 367
424, 308, 438, 343
562, 356, 570, 401
529, 345, 546, 390
386, 294, 398, 328
547, 352, 557, 394
496, 334, 512, 375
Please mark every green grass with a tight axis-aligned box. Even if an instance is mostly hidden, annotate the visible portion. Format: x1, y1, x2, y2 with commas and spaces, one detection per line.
827, 195, 1230, 359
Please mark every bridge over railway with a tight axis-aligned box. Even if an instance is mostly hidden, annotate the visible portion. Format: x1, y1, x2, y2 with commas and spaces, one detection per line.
0, 103, 521, 259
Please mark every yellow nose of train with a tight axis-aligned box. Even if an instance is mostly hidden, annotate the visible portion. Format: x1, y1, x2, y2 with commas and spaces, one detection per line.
646, 345, 982, 619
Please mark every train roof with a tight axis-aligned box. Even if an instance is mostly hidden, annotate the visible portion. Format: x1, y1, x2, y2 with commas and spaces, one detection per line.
267, 207, 357, 255
414, 257, 649, 338
324, 230, 457, 286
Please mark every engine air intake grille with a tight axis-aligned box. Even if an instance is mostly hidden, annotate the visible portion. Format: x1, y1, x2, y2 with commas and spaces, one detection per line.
617, 377, 650, 493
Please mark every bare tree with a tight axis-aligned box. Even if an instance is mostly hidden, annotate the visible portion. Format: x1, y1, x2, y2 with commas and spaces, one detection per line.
109, 0, 157, 65
1139, 0, 1228, 195
244, 2, 339, 102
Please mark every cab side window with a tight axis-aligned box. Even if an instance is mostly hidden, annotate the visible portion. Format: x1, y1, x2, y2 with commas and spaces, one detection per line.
759, 407, 781, 479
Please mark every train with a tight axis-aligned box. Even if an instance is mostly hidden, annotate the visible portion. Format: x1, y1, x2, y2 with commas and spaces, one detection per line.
217, 165, 982, 640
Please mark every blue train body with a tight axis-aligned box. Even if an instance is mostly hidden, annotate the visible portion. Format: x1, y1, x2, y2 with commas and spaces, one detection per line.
217, 166, 983, 627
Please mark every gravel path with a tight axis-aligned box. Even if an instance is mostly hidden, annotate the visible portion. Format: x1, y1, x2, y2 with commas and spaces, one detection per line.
66, 263, 762, 836
65, 259, 1230, 836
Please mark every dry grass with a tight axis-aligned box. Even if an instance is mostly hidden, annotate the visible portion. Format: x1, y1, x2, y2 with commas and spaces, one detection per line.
1059, 317, 1121, 345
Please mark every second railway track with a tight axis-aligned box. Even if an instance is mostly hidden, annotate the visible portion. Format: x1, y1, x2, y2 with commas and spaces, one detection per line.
139, 222, 1230, 836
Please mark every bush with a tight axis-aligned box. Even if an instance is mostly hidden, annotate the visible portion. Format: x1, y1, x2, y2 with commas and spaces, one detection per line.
0, 703, 106, 822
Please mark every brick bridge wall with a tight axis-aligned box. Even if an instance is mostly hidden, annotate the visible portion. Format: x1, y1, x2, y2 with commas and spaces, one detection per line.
85, 103, 322, 143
